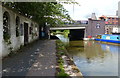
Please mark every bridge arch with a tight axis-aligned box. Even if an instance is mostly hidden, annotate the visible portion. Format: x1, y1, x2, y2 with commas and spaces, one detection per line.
49, 25, 87, 40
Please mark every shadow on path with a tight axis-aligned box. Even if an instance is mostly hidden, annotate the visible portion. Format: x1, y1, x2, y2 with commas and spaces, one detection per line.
2, 40, 56, 77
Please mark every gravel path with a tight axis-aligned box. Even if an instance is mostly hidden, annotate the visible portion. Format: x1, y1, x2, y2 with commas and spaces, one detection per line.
2, 40, 56, 77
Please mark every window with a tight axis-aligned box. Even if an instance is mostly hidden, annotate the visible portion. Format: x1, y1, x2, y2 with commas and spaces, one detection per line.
35, 24, 38, 36
16, 16, 20, 37
29, 23, 33, 34
96, 23, 100, 28
117, 37, 119, 39
105, 19, 108, 21
108, 18, 111, 20
116, 18, 118, 20
112, 18, 114, 20
112, 22, 114, 25
20, 24, 23, 36
3, 11, 10, 41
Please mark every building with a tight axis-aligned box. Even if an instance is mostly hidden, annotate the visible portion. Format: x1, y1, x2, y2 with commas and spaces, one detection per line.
0, 4, 39, 58
112, 27, 120, 33
99, 15, 118, 25
118, 1, 120, 26
116, 10, 118, 16
99, 14, 118, 34
104, 25, 118, 34
73, 20, 88, 25
85, 13, 105, 38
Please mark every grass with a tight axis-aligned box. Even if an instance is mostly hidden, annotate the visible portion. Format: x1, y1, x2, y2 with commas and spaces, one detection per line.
57, 61, 69, 78
56, 40, 70, 78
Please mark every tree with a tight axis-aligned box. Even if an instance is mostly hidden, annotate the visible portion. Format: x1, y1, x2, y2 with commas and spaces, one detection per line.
2, 1, 79, 27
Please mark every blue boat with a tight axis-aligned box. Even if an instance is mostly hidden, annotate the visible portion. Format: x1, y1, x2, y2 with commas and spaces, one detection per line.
94, 34, 120, 44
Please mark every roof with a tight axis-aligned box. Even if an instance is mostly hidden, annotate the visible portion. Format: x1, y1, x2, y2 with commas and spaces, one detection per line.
100, 15, 118, 18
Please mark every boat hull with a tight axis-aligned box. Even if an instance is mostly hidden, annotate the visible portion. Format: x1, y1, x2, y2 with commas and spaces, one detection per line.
94, 39, 120, 44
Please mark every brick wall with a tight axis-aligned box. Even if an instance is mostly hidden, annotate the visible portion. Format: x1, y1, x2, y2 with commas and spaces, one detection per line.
86, 18, 105, 38
118, 1, 120, 27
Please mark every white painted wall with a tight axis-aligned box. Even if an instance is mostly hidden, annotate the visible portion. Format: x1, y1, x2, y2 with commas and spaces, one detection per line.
2, 6, 39, 58
0, 3, 3, 59
0, 2, 3, 78
112, 27, 120, 33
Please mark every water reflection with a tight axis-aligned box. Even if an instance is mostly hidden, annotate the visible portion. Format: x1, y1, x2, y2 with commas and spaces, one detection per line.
67, 41, 118, 76
56, 34, 118, 76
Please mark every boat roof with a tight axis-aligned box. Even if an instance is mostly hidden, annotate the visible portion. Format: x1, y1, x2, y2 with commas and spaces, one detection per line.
97, 34, 120, 36
102, 34, 120, 36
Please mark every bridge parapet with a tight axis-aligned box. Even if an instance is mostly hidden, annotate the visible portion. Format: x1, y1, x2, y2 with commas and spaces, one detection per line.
55, 24, 88, 27
50, 26, 87, 30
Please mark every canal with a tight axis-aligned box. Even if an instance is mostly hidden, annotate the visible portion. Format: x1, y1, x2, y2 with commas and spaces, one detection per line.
56, 34, 119, 76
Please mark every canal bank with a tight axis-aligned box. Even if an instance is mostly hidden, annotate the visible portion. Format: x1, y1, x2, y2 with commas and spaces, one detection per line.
66, 41, 118, 77
56, 34, 119, 77
2, 39, 83, 78
56, 40, 83, 78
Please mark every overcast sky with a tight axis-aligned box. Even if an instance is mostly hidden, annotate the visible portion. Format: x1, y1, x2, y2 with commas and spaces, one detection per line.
63, 0, 120, 20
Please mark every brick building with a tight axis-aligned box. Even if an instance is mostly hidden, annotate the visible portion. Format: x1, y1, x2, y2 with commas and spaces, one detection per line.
118, 1, 120, 26
73, 20, 88, 25
99, 14, 118, 34
85, 13, 105, 38
99, 15, 118, 25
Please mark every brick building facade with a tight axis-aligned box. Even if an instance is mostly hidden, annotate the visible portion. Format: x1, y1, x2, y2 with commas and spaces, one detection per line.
85, 16, 105, 38
99, 14, 118, 34
99, 15, 118, 25
119, 1, 120, 27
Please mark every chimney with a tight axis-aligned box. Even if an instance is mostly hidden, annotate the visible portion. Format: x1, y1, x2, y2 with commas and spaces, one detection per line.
91, 13, 97, 20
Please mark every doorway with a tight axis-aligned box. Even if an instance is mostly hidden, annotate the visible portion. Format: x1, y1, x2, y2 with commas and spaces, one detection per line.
24, 22, 29, 44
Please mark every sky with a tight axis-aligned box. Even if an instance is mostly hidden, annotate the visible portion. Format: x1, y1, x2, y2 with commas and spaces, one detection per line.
63, 0, 120, 20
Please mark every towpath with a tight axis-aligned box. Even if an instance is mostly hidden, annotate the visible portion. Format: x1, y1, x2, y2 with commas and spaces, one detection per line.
2, 40, 56, 77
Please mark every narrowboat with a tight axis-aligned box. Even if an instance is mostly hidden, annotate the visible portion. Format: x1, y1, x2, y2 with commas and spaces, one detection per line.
83, 36, 95, 41
94, 34, 120, 44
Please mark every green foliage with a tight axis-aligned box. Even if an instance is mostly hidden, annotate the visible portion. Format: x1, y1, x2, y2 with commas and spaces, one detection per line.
59, 52, 65, 55
57, 72, 69, 78
56, 40, 69, 78
3, 33, 11, 45
57, 56, 69, 78
2, 1, 79, 27
57, 62, 69, 78
56, 40, 65, 46
58, 57, 64, 63
63, 30, 70, 38
8, 47, 14, 57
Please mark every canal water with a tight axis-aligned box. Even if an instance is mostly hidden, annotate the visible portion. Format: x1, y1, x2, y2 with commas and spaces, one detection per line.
56, 34, 119, 76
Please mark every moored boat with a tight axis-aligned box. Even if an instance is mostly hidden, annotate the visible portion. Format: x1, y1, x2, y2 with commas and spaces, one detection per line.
94, 34, 120, 44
